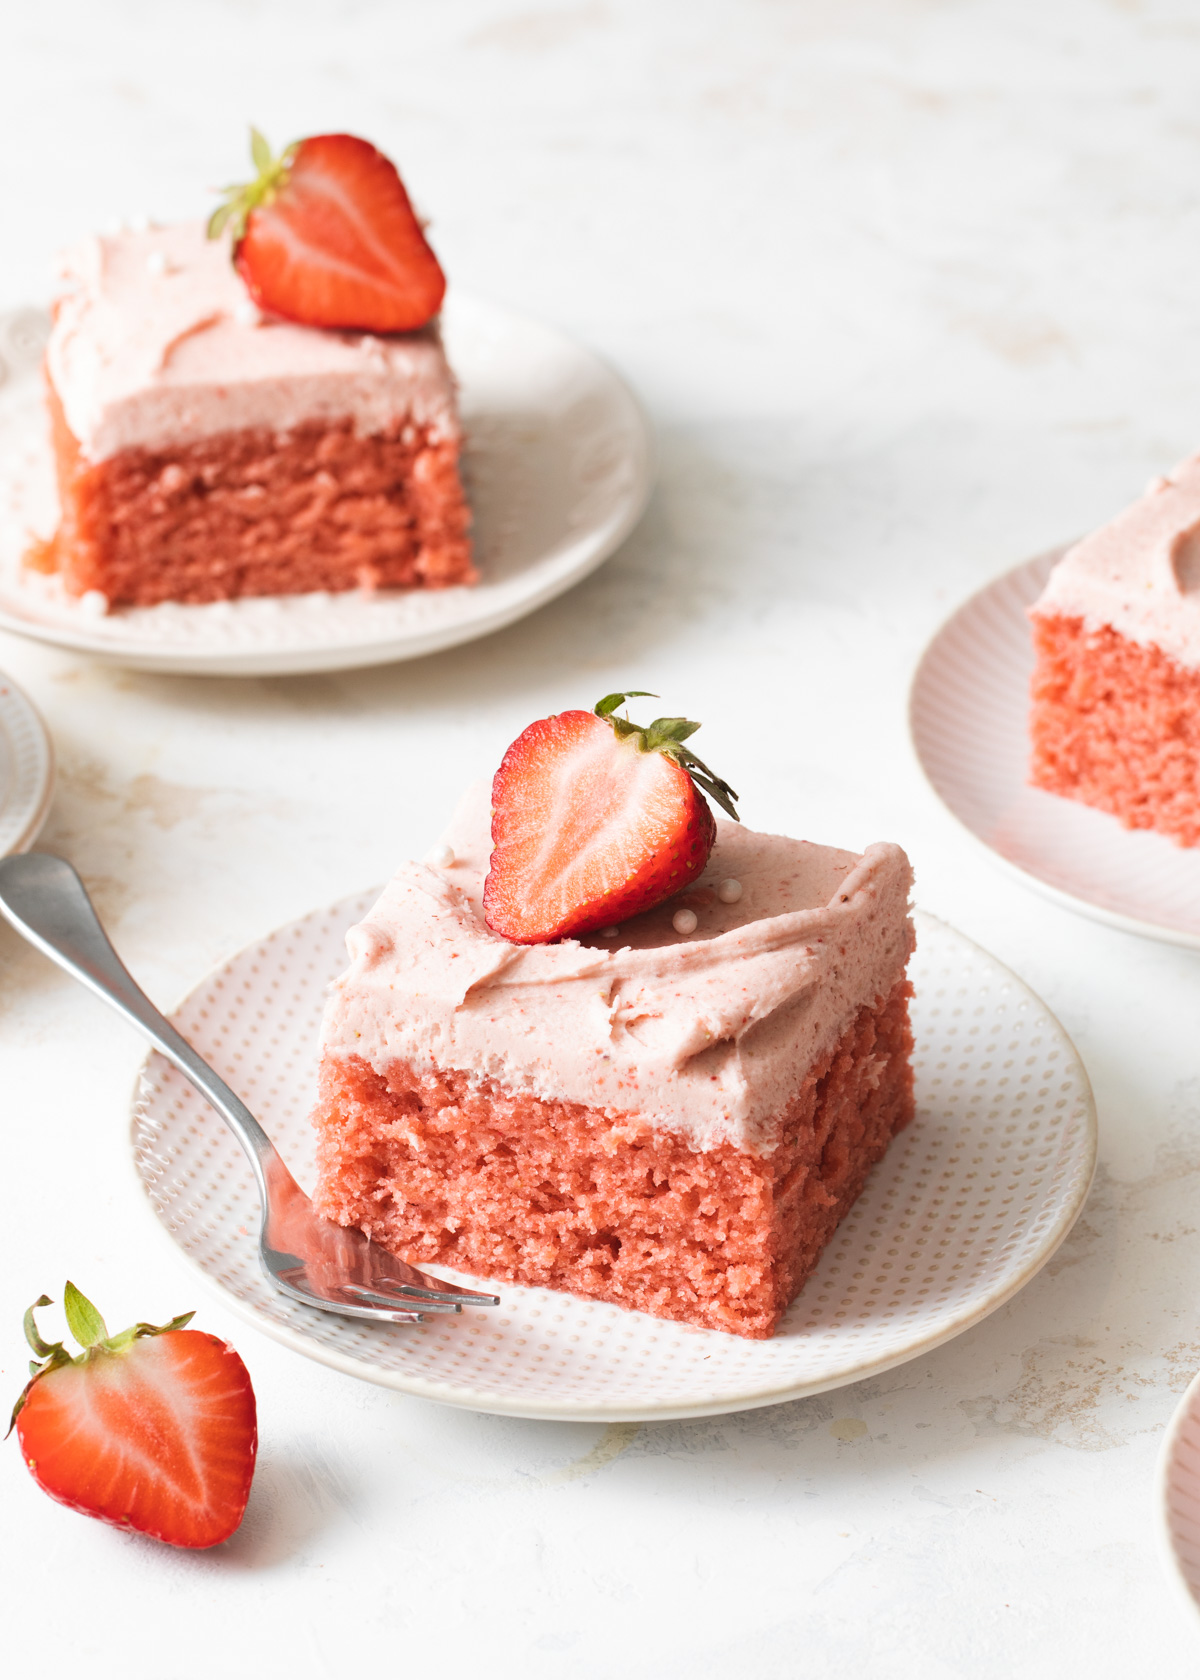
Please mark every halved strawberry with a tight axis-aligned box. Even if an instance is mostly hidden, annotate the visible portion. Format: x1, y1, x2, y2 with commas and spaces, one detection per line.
483, 691, 740, 945
11, 1283, 257, 1549
208, 128, 445, 332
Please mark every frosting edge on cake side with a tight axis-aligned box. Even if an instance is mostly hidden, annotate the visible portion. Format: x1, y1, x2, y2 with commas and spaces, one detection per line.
46, 222, 460, 459
1030, 453, 1200, 670
317, 786, 914, 1154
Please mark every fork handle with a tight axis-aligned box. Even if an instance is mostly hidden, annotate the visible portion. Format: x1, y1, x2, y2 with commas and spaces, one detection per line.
0, 852, 287, 1207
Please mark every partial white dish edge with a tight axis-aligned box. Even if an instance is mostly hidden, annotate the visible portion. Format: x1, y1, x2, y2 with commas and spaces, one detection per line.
1156, 1366, 1200, 1631
0, 671, 54, 857
0, 296, 654, 676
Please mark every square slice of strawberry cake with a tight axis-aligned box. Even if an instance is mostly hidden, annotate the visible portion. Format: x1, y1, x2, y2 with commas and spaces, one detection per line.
38, 220, 473, 609
1029, 456, 1200, 846
312, 781, 915, 1340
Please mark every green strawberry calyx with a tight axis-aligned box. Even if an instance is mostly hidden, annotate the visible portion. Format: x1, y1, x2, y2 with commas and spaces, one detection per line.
7, 1282, 194, 1435
207, 126, 296, 249
594, 692, 741, 821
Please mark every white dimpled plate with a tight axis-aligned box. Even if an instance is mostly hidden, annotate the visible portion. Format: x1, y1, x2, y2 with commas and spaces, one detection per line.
910, 552, 1200, 947
1158, 1369, 1200, 1625
0, 667, 54, 856
0, 297, 652, 676
131, 902, 1096, 1421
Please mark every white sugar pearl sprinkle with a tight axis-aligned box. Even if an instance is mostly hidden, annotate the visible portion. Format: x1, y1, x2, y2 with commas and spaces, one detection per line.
425, 843, 455, 868
145, 250, 169, 277
717, 878, 743, 904
672, 908, 698, 935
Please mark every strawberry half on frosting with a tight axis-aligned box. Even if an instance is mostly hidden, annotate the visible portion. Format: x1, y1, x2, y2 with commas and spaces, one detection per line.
482, 691, 740, 945
208, 127, 445, 333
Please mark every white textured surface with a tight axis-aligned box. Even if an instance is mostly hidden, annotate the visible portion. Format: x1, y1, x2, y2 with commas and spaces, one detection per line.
132, 903, 1094, 1418
0, 666, 53, 855
0, 295, 651, 673
910, 553, 1200, 945
4, 3, 1200, 1677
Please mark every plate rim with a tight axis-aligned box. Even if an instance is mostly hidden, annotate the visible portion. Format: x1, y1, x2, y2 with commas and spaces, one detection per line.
0, 670, 55, 857
125, 901, 1098, 1423
1155, 1365, 1200, 1630
0, 294, 654, 677
908, 550, 1200, 951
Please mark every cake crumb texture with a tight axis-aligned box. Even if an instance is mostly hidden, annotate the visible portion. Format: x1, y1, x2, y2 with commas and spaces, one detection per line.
1030, 611, 1200, 847
43, 380, 474, 607
313, 979, 915, 1340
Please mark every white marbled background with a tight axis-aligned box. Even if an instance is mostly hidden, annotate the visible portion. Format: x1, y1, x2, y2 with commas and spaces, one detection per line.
2, 2, 1200, 1674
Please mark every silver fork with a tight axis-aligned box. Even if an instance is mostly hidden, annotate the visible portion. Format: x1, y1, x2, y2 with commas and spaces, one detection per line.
0, 852, 499, 1325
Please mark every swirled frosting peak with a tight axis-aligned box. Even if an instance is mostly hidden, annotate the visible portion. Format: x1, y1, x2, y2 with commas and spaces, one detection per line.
1031, 451, 1200, 669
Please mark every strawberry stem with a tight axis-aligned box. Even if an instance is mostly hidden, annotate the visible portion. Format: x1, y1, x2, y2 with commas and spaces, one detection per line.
207, 127, 296, 250
63, 1281, 108, 1349
22, 1295, 63, 1362
593, 692, 741, 821
9, 1289, 196, 1435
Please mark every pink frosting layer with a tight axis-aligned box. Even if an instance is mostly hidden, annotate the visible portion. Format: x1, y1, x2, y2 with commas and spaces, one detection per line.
318, 784, 914, 1154
1031, 453, 1200, 669
46, 221, 459, 461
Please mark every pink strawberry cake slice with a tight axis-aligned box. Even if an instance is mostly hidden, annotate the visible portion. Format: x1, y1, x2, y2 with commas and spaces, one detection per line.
311, 784, 915, 1340
1029, 455, 1200, 846
38, 221, 473, 609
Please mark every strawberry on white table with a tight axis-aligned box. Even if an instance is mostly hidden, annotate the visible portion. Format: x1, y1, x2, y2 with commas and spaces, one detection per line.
10, 1283, 257, 1549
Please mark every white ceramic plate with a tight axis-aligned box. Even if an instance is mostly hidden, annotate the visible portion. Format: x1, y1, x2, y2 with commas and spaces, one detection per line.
0, 297, 652, 676
0, 668, 53, 856
1157, 1368, 1200, 1627
130, 898, 1096, 1422
910, 552, 1200, 948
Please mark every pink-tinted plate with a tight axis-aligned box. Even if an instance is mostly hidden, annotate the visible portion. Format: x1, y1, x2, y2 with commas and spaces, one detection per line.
910, 551, 1200, 947
1158, 1368, 1200, 1629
